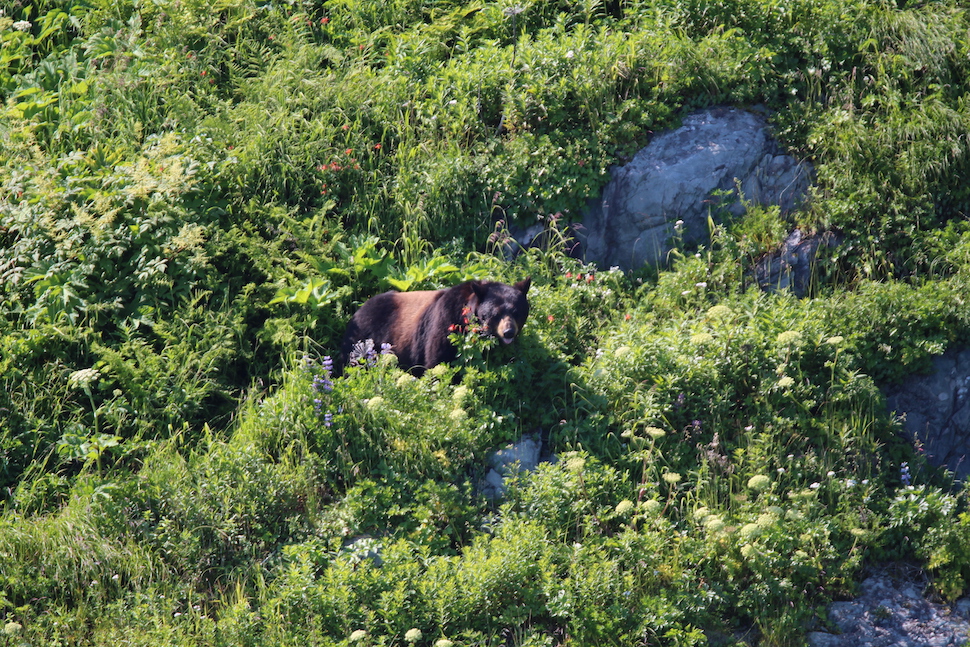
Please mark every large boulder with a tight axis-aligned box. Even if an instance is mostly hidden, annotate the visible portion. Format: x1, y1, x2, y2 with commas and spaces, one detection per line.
576, 106, 814, 270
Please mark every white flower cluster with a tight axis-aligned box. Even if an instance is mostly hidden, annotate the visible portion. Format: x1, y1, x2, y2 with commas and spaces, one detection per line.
13, 20, 32, 31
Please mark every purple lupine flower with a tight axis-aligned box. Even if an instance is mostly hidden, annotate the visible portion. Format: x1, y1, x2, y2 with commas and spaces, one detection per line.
313, 374, 333, 393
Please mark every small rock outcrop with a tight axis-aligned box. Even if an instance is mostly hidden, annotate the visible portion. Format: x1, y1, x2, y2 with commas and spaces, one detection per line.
884, 347, 970, 481
754, 229, 841, 297
480, 434, 543, 499
576, 106, 814, 271
807, 568, 970, 647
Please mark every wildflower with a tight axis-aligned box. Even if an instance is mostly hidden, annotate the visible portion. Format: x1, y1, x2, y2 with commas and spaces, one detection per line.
345, 148, 353, 155
12, 20, 32, 31
565, 49, 575, 59
705, 516, 726, 533
69, 368, 101, 389
900, 462, 911, 486
776, 330, 803, 345
777, 375, 795, 389
349, 630, 368, 642
640, 499, 662, 515
706, 304, 734, 320
645, 426, 666, 439
321, 17, 330, 24
313, 373, 333, 394
449, 408, 467, 423
614, 345, 631, 357
4, 622, 22, 636
615, 500, 635, 516
324, 412, 333, 427
566, 455, 586, 473
662, 471, 681, 485
690, 332, 714, 345
547, 314, 555, 323
373, 143, 382, 150
809, 482, 820, 490
405, 628, 423, 643
695, 282, 708, 288
435, 640, 455, 647
739, 523, 760, 541
747, 474, 771, 491
452, 386, 469, 403
693, 507, 710, 521
365, 396, 384, 411
826, 335, 845, 346
624, 313, 631, 320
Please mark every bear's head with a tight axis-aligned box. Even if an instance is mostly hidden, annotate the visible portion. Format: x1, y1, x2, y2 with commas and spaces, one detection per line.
471, 278, 531, 344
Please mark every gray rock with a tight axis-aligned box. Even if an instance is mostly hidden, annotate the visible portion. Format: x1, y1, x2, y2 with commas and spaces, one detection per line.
754, 228, 841, 297
884, 348, 970, 481
576, 106, 813, 271
808, 569, 970, 647
480, 433, 543, 499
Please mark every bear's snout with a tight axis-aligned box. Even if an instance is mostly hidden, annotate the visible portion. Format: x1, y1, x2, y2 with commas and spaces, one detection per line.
497, 317, 519, 344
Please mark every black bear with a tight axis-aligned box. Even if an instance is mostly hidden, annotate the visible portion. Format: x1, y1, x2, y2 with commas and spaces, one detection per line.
340, 278, 531, 376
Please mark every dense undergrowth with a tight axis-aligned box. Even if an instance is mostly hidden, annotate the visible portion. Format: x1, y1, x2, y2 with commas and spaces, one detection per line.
3, 0, 970, 645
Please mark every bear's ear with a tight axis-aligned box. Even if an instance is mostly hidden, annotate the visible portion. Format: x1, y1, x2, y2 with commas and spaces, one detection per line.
514, 277, 531, 295
470, 281, 489, 301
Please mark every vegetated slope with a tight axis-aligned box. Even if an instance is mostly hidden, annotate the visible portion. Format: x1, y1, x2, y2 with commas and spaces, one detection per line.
2, 0, 970, 645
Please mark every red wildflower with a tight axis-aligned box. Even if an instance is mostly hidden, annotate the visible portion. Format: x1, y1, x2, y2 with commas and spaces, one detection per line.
624, 313, 632, 321
321, 17, 329, 24
565, 271, 572, 279
373, 143, 382, 150
345, 148, 353, 155
547, 315, 555, 323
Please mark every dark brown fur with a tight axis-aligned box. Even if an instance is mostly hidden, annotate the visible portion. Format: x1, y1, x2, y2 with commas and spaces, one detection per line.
341, 279, 531, 376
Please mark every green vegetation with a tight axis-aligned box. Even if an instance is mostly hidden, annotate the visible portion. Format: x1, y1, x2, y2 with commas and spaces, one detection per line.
3, 0, 970, 644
